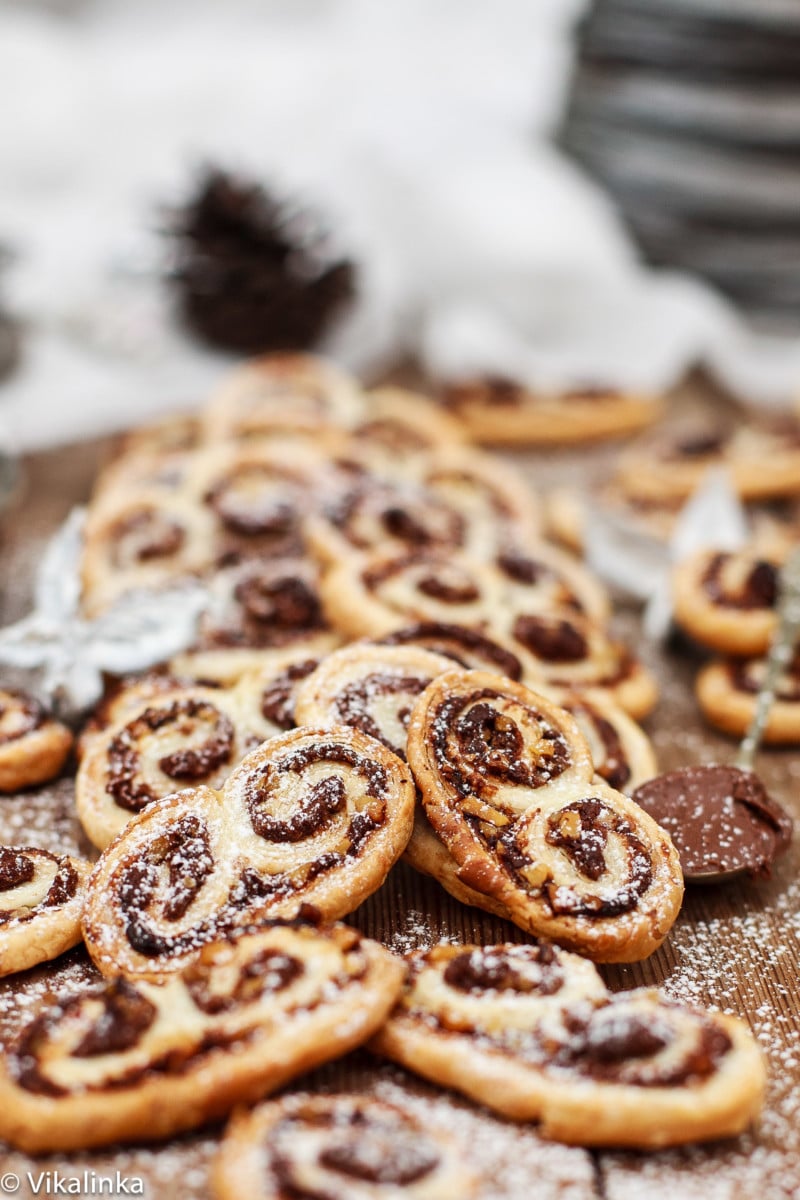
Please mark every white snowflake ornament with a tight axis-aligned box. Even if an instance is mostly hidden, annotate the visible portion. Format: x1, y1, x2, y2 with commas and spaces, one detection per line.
0, 508, 208, 718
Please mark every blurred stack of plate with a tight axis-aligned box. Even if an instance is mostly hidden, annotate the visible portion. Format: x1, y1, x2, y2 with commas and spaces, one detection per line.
560, 0, 800, 326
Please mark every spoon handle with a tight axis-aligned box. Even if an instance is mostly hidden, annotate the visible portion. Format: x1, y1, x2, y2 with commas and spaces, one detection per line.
736, 545, 800, 771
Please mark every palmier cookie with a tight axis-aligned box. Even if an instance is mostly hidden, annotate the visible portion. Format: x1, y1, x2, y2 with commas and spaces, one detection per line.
321, 549, 504, 640
410, 445, 543, 556
495, 542, 610, 625
0, 923, 403, 1153
506, 611, 658, 720
293, 644, 514, 915
374, 621, 526, 681
82, 726, 415, 980
407, 671, 682, 961
672, 549, 779, 656
172, 557, 340, 683
340, 385, 470, 474
213, 1092, 478, 1200
441, 379, 662, 446
81, 493, 216, 616
294, 644, 453, 761
0, 847, 91, 976
697, 654, 800, 745
371, 943, 765, 1148
541, 687, 657, 794
0, 689, 73, 792
616, 417, 800, 504
76, 672, 194, 759
76, 680, 283, 850
203, 352, 365, 441
305, 475, 471, 567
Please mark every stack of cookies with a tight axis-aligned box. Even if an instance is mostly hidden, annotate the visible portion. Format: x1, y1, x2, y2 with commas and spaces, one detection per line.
0, 353, 769, 1172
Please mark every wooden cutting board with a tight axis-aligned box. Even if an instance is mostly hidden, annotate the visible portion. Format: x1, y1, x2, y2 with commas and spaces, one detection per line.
0, 403, 797, 1199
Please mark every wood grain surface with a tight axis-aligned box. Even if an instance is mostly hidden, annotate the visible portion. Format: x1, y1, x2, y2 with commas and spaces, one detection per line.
0, 411, 797, 1200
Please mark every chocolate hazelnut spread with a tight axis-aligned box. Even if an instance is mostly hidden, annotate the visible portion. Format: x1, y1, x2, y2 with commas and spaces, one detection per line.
730, 655, 800, 701
184, 947, 302, 1013
512, 615, 588, 662
15, 980, 158, 1095
331, 672, 428, 757
555, 1002, 732, 1086
417, 573, 480, 604
702, 553, 778, 610
494, 796, 654, 919
432, 690, 570, 799
260, 659, 319, 728
234, 571, 321, 629
443, 945, 562, 996
107, 699, 235, 812
0, 847, 35, 891
633, 764, 793, 882
245, 742, 389, 846
110, 509, 185, 565
272, 1109, 440, 1190
378, 622, 523, 680
0, 691, 44, 744
206, 465, 300, 537
117, 813, 217, 957
566, 702, 629, 789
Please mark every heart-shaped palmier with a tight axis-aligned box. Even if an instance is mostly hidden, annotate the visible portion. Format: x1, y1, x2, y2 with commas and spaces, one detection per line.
407, 670, 682, 961
0, 922, 403, 1152
213, 1091, 479, 1200
371, 942, 765, 1148
82, 725, 415, 979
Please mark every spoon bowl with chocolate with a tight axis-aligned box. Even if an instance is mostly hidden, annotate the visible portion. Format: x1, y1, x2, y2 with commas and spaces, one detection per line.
634, 547, 800, 885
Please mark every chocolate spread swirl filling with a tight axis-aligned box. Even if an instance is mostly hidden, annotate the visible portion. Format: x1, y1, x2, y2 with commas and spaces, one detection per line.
512, 615, 588, 663
207, 566, 324, 648
109, 509, 185, 566
0, 691, 45, 744
730, 654, 800, 701
242, 739, 388, 883
567, 703, 630, 790
443, 944, 562, 997
271, 1109, 441, 1191
552, 1003, 732, 1086
331, 672, 429, 758
206, 465, 301, 537
0, 850, 79, 920
14, 980, 158, 1096
535, 798, 653, 917
260, 659, 319, 728
329, 484, 464, 551
378, 622, 523, 680
184, 947, 303, 1013
432, 690, 570, 799
702, 553, 778, 610
362, 553, 481, 606
107, 699, 235, 812
116, 813, 219, 958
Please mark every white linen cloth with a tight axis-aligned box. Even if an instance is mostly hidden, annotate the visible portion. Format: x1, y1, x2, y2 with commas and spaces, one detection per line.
1, 0, 798, 452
